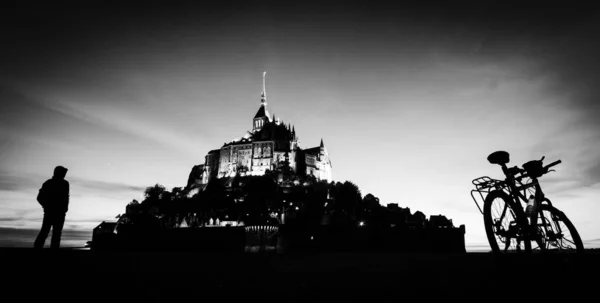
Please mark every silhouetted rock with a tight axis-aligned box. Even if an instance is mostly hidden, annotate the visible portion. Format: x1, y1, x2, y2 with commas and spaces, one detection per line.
187, 164, 204, 188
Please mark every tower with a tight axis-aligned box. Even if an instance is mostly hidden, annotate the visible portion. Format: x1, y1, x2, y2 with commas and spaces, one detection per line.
253, 71, 271, 131
192, 70, 332, 187
316, 138, 332, 182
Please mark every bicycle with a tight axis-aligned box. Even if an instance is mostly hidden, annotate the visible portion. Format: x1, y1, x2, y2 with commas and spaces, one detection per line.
471, 151, 584, 254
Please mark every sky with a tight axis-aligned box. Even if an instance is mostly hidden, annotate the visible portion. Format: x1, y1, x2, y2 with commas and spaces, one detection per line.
1, 1, 600, 250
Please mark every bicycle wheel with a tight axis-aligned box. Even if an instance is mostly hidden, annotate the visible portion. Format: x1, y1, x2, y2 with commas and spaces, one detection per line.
483, 190, 531, 253
530, 202, 584, 253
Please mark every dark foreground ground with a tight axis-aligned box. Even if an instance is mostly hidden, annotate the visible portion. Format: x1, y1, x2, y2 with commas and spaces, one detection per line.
2, 248, 598, 302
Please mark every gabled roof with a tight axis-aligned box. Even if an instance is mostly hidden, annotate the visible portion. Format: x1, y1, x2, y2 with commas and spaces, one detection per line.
303, 147, 321, 155
223, 136, 254, 147
250, 120, 294, 142
303, 146, 331, 167
254, 104, 270, 119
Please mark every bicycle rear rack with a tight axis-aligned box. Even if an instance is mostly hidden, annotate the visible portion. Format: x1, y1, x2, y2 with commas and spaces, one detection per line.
471, 176, 508, 215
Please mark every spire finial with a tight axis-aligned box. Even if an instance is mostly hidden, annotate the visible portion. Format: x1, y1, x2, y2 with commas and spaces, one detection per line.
320, 138, 324, 148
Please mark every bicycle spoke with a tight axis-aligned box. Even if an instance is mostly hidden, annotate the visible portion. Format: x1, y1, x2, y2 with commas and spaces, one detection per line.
533, 208, 580, 252
489, 196, 524, 252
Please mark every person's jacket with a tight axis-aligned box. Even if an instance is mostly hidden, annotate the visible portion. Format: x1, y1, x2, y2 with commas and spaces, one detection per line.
39, 178, 70, 213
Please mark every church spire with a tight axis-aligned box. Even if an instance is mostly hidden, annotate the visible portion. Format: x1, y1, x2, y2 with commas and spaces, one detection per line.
253, 71, 270, 130
261, 70, 267, 106
320, 138, 324, 148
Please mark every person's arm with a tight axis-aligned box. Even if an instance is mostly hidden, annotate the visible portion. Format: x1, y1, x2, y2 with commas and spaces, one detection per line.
65, 181, 70, 213
37, 181, 48, 208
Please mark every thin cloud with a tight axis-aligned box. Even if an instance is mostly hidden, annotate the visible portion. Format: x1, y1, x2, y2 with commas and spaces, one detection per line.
0, 227, 92, 248
0, 208, 41, 228
583, 163, 600, 186
69, 176, 146, 194
0, 171, 39, 192
533, 17, 600, 169
66, 217, 119, 225
0, 217, 106, 230
0, 169, 145, 196
0, 82, 133, 152
510, 15, 600, 198
538, 178, 597, 197
45, 99, 205, 157
465, 243, 491, 252
583, 238, 600, 249
0, 217, 23, 222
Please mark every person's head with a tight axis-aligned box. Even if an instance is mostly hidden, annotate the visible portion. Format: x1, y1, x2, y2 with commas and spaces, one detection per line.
53, 166, 68, 179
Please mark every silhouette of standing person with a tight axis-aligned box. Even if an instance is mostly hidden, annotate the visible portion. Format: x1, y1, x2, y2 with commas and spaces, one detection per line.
34, 166, 70, 249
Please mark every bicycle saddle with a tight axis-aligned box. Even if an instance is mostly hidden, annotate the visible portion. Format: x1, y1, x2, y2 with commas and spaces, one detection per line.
487, 151, 510, 165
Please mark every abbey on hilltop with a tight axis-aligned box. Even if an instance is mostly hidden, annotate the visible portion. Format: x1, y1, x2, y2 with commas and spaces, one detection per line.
188, 72, 332, 190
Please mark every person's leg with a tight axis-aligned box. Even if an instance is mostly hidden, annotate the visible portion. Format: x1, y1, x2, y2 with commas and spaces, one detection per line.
34, 211, 53, 249
50, 213, 66, 249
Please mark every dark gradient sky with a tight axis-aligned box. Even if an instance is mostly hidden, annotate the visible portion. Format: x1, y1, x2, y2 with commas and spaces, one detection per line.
1, 1, 600, 249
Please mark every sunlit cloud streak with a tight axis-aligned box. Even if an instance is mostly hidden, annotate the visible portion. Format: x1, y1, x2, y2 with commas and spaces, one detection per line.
0, 227, 91, 248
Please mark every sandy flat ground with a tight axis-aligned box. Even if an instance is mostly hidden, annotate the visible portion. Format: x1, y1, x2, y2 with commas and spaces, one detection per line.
2, 248, 598, 302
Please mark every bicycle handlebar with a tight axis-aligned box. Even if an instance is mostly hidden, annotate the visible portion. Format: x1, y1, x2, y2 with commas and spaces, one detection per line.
513, 159, 561, 181
544, 160, 561, 170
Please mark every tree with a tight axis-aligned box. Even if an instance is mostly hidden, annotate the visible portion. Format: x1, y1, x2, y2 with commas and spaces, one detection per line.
144, 184, 166, 201
362, 193, 380, 212
300, 179, 329, 226
341, 181, 361, 214
160, 190, 173, 203
204, 177, 227, 211
140, 184, 166, 214
171, 187, 184, 200
327, 180, 362, 225
126, 199, 140, 215
243, 175, 278, 224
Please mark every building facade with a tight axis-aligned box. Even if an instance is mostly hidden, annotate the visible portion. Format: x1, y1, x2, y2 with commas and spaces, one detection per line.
192, 72, 332, 188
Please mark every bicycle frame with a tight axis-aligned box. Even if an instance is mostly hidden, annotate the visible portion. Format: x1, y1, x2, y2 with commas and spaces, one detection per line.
514, 175, 568, 249
471, 166, 561, 249
471, 154, 578, 251
472, 166, 552, 210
